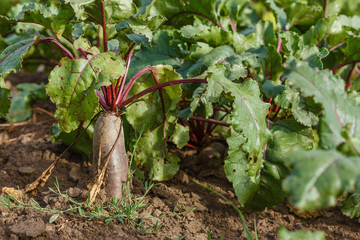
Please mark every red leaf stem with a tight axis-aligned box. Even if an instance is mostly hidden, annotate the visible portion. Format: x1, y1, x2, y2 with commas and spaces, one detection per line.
332, 61, 360, 72
267, 98, 273, 117
185, 143, 199, 150
116, 65, 153, 106
189, 116, 230, 127
277, 38, 282, 53
229, 16, 236, 32
111, 84, 116, 110
323, 0, 327, 18
263, 119, 270, 160
33, 38, 74, 60
208, 111, 230, 133
101, 1, 108, 52
329, 41, 346, 52
115, 46, 135, 104
101, 86, 107, 99
271, 105, 281, 121
345, 63, 357, 90
106, 86, 112, 106
95, 90, 109, 110
120, 79, 207, 108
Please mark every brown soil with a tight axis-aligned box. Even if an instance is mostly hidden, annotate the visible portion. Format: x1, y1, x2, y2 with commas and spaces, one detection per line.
0, 72, 359, 240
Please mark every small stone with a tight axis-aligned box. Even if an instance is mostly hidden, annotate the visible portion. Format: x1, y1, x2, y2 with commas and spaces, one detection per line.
153, 209, 162, 217
178, 170, 190, 184
20, 135, 32, 144
18, 166, 35, 175
69, 164, 81, 182
42, 150, 56, 161
67, 187, 81, 198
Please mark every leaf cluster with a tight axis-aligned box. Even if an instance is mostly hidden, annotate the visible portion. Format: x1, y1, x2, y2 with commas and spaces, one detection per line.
1, 0, 360, 220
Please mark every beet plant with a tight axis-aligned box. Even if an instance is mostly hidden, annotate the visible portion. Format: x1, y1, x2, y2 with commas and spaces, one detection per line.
1, 0, 360, 223
0, 0, 206, 199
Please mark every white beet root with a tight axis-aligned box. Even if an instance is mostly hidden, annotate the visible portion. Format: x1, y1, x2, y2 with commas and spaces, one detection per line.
93, 112, 128, 200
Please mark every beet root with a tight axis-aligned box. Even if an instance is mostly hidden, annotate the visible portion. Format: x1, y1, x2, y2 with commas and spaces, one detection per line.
93, 112, 128, 200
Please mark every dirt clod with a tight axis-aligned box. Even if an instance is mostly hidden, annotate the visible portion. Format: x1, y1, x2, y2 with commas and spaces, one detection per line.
8, 218, 46, 238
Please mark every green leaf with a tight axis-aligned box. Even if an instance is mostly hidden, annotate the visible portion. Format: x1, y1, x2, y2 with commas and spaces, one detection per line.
126, 65, 184, 180
65, 0, 135, 24
7, 83, 47, 122
223, 148, 259, 207
0, 0, 11, 15
283, 150, 360, 210
14, 3, 58, 30
299, 45, 328, 69
170, 124, 189, 149
51, 2, 75, 37
267, 120, 315, 163
285, 61, 360, 149
179, 21, 243, 49
239, 120, 314, 211
204, 64, 271, 208
207, 65, 271, 154
275, 82, 322, 127
266, 0, 287, 29
145, 0, 220, 28
282, 1, 323, 28
261, 80, 285, 99
73, 38, 100, 55
186, 46, 235, 78
225, 46, 268, 71
135, 125, 180, 181
278, 227, 326, 240
302, 16, 341, 46
344, 34, 360, 62
49, 213, 60, 224
126, 65, 182, 132
72, 22, 86, 40
107, 39, 119, 53
129, 31, 183, 79
266, 45, 282, 80
337, 15, 360, 31
0, 15, 17, 34
254, 20, 276, 47
114, 0, 165, 45
0, 37, 35, 75
47, 52, 125, 132
0, 87, 11, 118
341, 189, 360, 219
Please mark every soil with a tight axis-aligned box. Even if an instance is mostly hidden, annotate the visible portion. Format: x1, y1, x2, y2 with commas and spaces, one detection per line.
0, 72, 359, 240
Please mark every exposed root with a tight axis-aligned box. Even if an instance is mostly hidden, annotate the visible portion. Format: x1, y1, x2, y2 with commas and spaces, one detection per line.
88, 121, 123, 205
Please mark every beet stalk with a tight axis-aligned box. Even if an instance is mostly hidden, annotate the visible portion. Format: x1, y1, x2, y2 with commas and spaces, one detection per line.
93, 112, 128, 200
